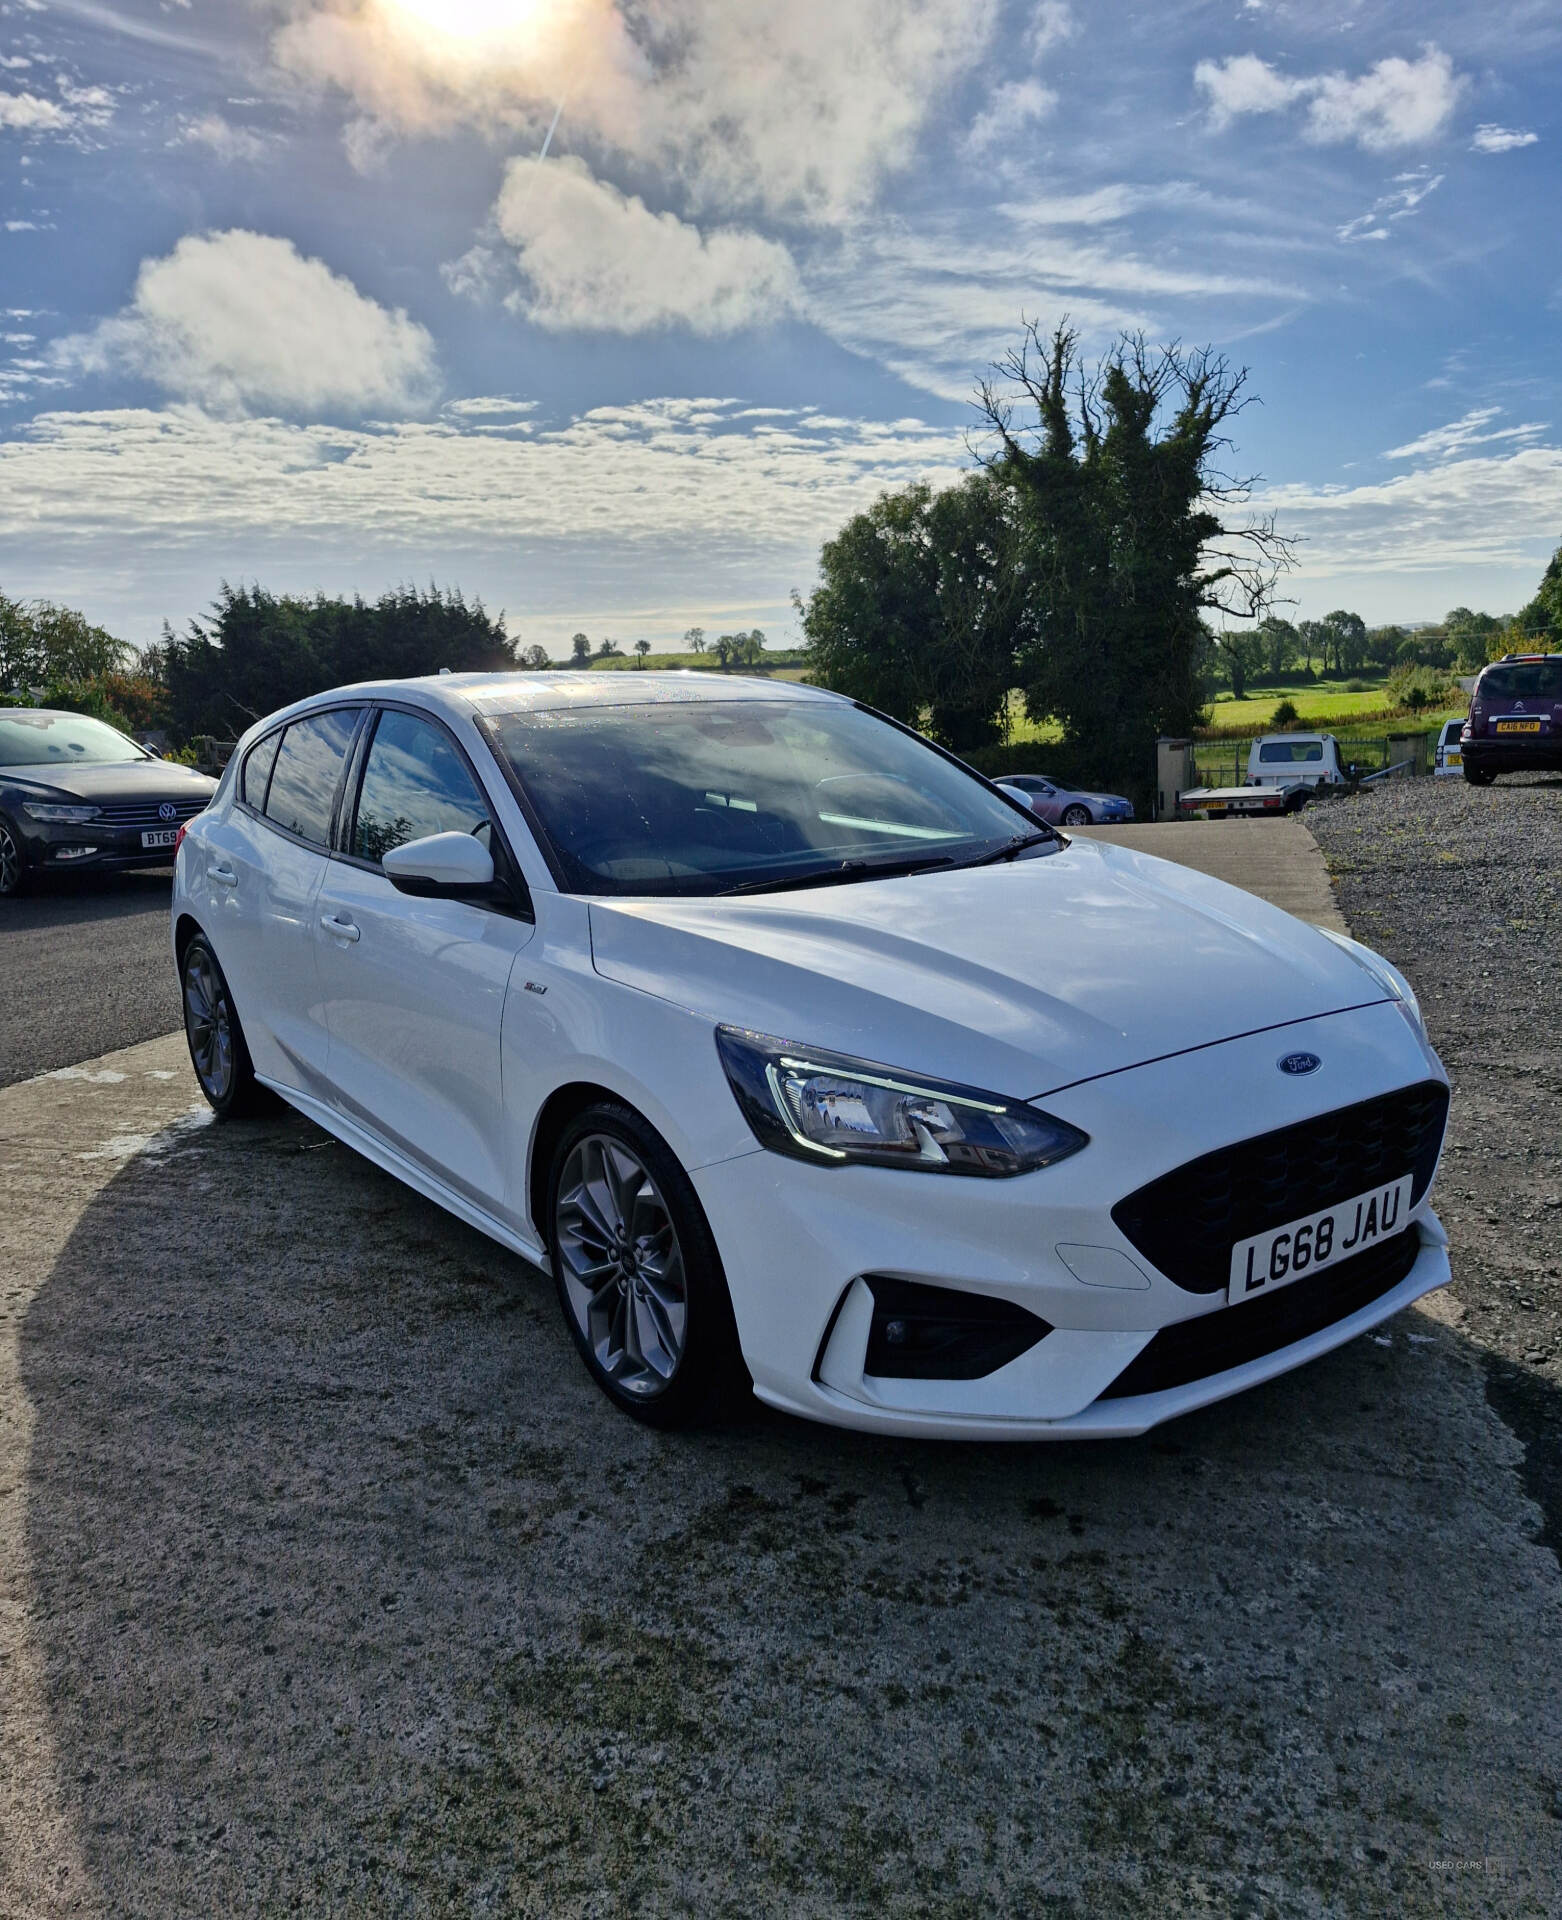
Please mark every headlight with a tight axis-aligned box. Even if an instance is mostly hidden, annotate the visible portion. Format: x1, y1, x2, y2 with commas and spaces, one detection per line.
715, 1027, 1089, 1177
1317, 927, 1424, 1033
22, 803, 101, 823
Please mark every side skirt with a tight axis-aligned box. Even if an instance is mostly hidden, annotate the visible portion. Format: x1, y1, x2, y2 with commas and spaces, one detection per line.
258, 1074, 550, 1270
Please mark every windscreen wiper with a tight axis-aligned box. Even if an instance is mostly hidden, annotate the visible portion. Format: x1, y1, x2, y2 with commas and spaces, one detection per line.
717, 853, 958, 897
955, 829, 1060, 868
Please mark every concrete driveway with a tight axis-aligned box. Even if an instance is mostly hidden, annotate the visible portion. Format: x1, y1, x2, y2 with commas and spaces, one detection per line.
2, 822, 1559, 1917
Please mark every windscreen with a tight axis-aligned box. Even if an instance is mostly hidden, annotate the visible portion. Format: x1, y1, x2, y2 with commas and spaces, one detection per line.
1480, 660, 1562, 699
488, 699, 1032, 896
1258, 740, 1324, 763
0, 712, 148, 769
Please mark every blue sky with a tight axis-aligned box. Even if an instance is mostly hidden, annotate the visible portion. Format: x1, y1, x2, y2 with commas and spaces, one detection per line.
0, 0, 1557, 655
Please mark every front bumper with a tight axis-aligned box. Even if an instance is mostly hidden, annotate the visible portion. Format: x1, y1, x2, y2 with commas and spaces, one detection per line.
693, 999, 1449, 1440
16, 819, 182, 875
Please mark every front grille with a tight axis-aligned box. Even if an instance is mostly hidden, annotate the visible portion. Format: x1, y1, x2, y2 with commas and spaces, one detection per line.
94, 797, 208, 830
1111, 1081, 1448, 1295
1098, 1225, 1422, 1401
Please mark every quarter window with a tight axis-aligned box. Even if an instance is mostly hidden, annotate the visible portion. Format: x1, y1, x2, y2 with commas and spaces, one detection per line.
242, 731, 282, 810
264, 709, 362, 847
353, 709, 491, 865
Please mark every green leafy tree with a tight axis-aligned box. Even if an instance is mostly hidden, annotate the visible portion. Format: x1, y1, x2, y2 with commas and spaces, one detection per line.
684, 626, 706, 655
633, 639, 652, 667
570, 632, 592, 665
0, 589, 128, 692
596, 637, 621, 658
1512, 546, 1562, 644
712, 635, 734, 670
1365, 625, 1404, 671
1213, 629, 1265, 700
1444, 605, 1504, 670
799, 473, 1026, 751
147, 582, 515, 738
976, 324, 1290, 790
1256, 615, 1299, 679
520, 644, 552, 670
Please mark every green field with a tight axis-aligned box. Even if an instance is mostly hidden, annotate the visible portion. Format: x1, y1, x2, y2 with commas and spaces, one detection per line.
584, 649, 808, 673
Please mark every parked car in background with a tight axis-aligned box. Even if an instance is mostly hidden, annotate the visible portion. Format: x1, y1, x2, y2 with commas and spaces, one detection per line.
1433, 717, 1466, 778
1460, 652, 1562, 785
1245, 733, 1349, 790
0, 709, 216, 897
174, 672, 1449, 1441
994, 774, 1135, 826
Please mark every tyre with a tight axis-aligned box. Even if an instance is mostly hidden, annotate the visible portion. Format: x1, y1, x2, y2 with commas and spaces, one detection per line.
1462, 764, 1495, 787
180, 933, 270, 1118
0, 813, 28, 898
1061, 804, 1092, 826
548, 1102, 746, 1428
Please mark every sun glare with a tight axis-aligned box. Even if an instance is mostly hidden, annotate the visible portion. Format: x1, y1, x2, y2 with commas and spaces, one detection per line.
381, 0, 546, 49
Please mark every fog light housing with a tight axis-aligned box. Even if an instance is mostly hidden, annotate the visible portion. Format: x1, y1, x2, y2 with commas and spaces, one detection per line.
862, 1276, 1051, 1380
52, 846, 96, 862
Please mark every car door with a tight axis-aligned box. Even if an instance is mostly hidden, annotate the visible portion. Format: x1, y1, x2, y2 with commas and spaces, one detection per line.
313, 703, 536, 1219
200, 706, 364, 1094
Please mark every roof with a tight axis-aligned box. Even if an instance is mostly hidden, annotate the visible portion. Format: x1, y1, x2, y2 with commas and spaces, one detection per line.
293, 669, 837, 721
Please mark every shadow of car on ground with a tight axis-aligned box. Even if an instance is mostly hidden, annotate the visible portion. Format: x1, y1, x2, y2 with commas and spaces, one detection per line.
16, 1104, 1562, 1918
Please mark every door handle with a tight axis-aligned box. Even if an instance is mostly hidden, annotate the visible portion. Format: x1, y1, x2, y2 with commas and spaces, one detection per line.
320, 913, 361, 943
209, 864, 238, 889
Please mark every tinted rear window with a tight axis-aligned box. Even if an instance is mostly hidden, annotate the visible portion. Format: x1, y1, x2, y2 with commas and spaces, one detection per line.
264, 709, 361, 847
1258, 740, 1324, 763
1480, 661, 1562, 699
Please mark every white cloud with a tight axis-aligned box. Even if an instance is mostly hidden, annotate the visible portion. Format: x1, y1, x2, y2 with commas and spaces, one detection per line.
1337, 168, 1442, 243
1472, 124, 1538, 154
174, 114, 269, 164
273, 0, 1001, 223
493, 156, 801, 335
0, 90, 70, 132
966, 79, 1057, 154
1384, 408, 1548, 463
1028, 1, 1074, 57
54, 231, 439, 417
1195, 47, 1463, 151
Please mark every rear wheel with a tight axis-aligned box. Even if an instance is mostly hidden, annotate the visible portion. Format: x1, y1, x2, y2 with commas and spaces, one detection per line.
181, 933, 269, 1118
0, 815, 27, 897
1061, 804, 1092, 826
548, 1102, 745, 1428
1462, 763, 1495, 787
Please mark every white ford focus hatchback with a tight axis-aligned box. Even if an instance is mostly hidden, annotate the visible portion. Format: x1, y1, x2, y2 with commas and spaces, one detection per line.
172, 673, 1451, 1438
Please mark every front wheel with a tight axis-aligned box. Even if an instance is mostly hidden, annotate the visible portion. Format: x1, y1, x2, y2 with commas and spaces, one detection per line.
1060, 804, 1092, 826
181, 933, 269, 1118
1462, 764, 1495, 787
0, 814, 28, 897
548, 1103, 746, 1428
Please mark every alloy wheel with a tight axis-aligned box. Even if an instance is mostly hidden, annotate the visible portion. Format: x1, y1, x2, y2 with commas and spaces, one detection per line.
0, 820, 20, 896
554, 1133, 689, 1398
183, 946, 235, 1103
1062, 804, 1092, 826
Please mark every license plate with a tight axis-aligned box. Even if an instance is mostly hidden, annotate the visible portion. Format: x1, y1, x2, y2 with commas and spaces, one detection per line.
140, 828, 180, 849
1496, 719, 1541, 734
1228, 1175, 1413, 1305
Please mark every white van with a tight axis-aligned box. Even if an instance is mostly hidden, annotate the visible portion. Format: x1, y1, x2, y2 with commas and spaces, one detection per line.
1433, 717, 1465, 777
1245, 733, 1348, 789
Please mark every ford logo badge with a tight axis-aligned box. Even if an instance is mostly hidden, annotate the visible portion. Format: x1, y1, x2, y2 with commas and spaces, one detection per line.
159, 802, 178, 821
1279, 1052, 1322, 1076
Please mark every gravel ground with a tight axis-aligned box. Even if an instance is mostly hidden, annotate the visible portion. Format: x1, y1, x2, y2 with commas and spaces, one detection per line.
1309, 774, 1562, 1561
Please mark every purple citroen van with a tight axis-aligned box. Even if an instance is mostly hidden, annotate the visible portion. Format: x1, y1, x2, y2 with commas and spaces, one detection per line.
1461, 653, 1562, 785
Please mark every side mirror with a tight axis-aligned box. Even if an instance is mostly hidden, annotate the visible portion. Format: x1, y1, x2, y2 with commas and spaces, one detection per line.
382, 830, 496, 898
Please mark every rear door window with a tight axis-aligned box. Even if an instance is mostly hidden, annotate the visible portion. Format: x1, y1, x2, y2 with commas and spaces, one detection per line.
1258, 740, 1324, 763
351, 709, 491, 864
242, 731, 282, 810
264, 709, 363, 847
